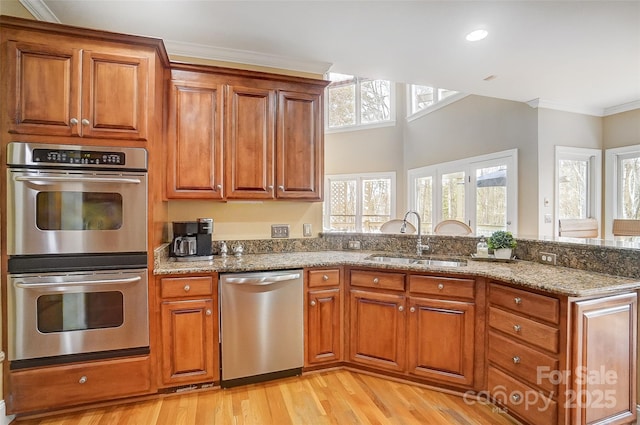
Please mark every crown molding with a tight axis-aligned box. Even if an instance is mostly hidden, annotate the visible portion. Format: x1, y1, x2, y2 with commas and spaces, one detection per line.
164, 39, 332, 76
526, 98, 604, 117
603, 100, 640, 116
19, 0, 59, 22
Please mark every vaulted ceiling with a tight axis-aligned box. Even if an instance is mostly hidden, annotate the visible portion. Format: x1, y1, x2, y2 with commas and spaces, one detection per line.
22, 0, 640, 116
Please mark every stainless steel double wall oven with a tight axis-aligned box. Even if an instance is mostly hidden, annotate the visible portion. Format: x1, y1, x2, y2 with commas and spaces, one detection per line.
6, 142, 149, 368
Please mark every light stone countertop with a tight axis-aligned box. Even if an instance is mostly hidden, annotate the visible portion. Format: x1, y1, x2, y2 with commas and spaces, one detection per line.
154, 250, 640, 298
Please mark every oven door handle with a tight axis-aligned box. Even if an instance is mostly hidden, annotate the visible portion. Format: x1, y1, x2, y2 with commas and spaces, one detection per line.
14, 176, 142, 185
14, 276, 142, 288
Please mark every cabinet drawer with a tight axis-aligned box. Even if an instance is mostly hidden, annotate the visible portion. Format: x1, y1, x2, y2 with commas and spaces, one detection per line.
488, 331, 558, 394
350, 270, 405, 291
488, 366, 558, 425
489, 307, 559, 353
9, 356, 152, 413
409, 275, 475, 300
308, 269, 341, 288
161, 276, 214, 298
490, 283, 559, 324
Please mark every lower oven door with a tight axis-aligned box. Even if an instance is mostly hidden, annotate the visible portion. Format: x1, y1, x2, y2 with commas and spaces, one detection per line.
8, 269, 149, 364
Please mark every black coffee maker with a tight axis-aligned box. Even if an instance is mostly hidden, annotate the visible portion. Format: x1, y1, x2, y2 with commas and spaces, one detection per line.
171, 218, 214, 261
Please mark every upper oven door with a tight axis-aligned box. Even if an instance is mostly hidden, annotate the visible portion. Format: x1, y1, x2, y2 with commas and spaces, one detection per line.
7, 168, 147, 256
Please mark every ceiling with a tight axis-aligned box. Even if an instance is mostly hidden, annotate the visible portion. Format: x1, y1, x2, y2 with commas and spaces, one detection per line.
22, 0, 640, 116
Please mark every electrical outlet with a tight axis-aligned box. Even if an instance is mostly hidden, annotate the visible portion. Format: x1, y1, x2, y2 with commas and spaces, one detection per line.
271, 224, 290, 238
348, 240, 361, 250
303, 223, 312, 237
539, 252, 557, 265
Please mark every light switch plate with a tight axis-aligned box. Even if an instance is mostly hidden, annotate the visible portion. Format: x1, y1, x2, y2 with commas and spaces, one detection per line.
303, 223, 312, 237
271, 224, 290, 238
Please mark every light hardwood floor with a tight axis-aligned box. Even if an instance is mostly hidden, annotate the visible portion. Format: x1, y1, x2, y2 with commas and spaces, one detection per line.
14, 370, 517, 425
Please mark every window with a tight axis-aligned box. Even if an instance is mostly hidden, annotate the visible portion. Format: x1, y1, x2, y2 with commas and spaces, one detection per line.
408, 150, 517, 236
555, 147, 601, 234
325, 73, 394, 131
407, 84, 463, 118
605, 144, 640, 237
324, 172, 396, 233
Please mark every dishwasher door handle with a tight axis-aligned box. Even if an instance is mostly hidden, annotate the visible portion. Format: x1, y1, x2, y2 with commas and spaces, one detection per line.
224, 273, 301, 285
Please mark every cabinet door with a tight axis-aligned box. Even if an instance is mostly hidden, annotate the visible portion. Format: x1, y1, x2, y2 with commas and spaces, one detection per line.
6, 41, 81, 137
306, 288, 342, 365
166, 79, 224, 198
225, 85, 276, 199
160, 298, 218, 386
276, 90, 323, 200
349, 289, 406, 372
572, 292, 637, 425
408, 297, 475, 387
81, 51, 149, 140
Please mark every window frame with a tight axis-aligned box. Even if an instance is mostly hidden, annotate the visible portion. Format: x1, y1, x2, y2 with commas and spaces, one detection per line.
324, 74, 396, 133
323, 171, 396, 233
406, 84, 468, 121
605, 144, 640, 238
407, 149, 518, 235
554, 146, 602, 237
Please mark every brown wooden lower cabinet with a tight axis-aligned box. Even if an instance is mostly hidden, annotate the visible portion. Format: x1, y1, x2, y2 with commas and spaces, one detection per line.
9, 355, 152, 414
306, 288, 342, 365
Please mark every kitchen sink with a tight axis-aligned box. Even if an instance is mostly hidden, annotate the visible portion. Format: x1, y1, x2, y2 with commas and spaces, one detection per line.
366, 255, 467, 267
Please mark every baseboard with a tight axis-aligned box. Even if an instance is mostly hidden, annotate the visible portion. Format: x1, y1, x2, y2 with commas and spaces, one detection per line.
0, 400, 15, 425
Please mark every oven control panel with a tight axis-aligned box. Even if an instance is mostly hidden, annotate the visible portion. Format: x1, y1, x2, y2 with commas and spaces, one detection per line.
33, 148, 125, 165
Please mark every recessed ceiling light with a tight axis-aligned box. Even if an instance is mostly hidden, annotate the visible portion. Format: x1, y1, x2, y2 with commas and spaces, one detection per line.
466, 29, 488, 42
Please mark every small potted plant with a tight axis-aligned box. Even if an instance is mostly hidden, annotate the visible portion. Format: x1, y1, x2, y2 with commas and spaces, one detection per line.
487, 230, 517, 259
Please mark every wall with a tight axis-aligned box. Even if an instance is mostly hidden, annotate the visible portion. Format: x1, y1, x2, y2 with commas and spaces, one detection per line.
603, 108, 640, 149
536, 108, 603, 239
0, 0, 33, 19
403, 95, 539, 236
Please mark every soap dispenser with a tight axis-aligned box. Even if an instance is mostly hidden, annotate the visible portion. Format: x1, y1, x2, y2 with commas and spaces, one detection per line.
476, 237, 489, 258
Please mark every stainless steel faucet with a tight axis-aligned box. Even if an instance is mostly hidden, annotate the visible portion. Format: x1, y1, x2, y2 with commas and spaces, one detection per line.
400, 210, 429, 255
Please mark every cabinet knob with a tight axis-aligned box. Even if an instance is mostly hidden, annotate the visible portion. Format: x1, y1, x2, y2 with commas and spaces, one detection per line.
81, 118, 90, 126
78, 376, 87, 384
70, 118, 78, 125
184, 284, 190, 292
373, 277, 379, 284
410, 307, 416, 313
437, 283, 444, 290
514, 297, 522, 305
215, 184, 222, 191
205, 309, 212, 316
398, 305, 404, 312
278, 185, 285, 191
512, 356, 521, 364
511, 393, 521, 403
322, 274, 329, 281
310, 300, 317, 306
267, 185, 274, 191
513, 324, 522, 333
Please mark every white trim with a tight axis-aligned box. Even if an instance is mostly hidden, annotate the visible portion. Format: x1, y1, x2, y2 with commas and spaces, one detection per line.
526, 98, 604, 117
406, 92, 469, 122
0, 400, 15, 425
19, 0, 60, 22
605, 144, 640, 238
164, 39, 332, 75
603, 100, 640, 117
324, 120, 396, 135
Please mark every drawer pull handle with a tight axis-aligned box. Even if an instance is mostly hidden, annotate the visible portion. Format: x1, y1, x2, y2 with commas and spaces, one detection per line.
205, 309, 212, 316
398, 306, 404, 312
322, 275, 329, 281
184, 284, 190, 292
373, 278, 379, 284
514, 297, 522, 305
511, 393, 521, 402
437, 283, 444, 290
79, 376, 87, 384
410, 307, 416, 313
513, 324, 522, 333
512, 356, 521, 364
310, 300, 317, 306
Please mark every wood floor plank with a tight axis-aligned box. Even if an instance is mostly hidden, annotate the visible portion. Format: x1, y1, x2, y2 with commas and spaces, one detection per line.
14, 370, 518, 425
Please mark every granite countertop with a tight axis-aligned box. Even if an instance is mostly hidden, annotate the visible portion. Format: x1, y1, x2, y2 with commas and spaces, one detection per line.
154, 250, 640, 298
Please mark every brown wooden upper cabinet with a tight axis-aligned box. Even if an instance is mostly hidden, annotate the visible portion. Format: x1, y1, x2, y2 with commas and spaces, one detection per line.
6, 40, 150, 141
166, 64, 329, 201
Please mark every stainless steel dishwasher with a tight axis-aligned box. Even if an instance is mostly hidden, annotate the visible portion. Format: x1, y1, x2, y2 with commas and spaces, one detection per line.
220, 269, 303, 387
